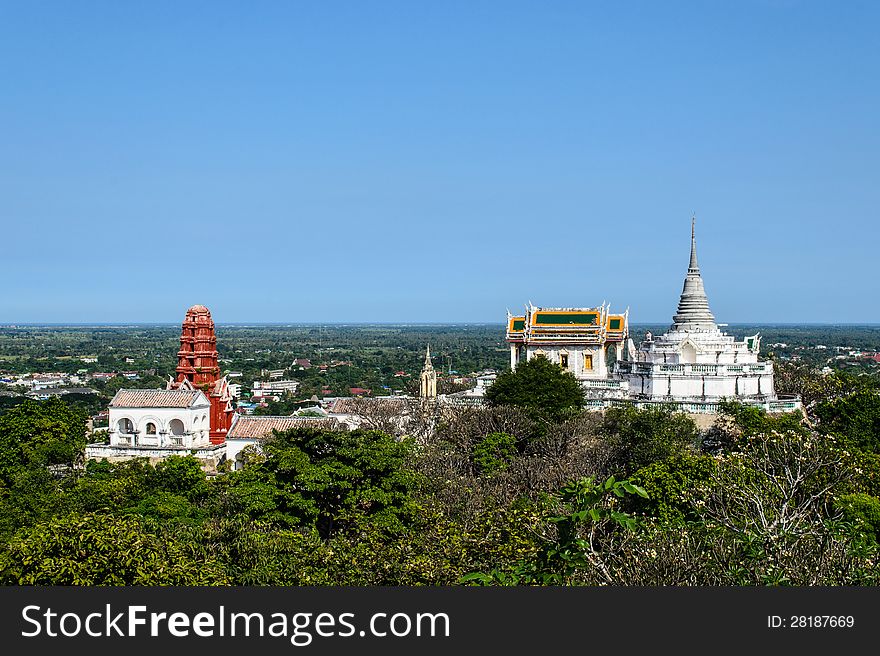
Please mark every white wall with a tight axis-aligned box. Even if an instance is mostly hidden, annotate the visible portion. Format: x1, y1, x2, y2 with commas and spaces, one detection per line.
524, 344, 617, 379
626, 369, 776, 402
109, 403, 212, 448
225, 437, 259, 469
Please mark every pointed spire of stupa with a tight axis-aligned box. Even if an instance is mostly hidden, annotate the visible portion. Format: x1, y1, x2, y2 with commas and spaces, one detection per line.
423, 345, 433, 370
672, 217, 716, 331
689, 214, 699, 271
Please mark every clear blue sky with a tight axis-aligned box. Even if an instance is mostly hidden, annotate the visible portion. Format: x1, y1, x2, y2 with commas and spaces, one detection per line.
1, 1, 877, 324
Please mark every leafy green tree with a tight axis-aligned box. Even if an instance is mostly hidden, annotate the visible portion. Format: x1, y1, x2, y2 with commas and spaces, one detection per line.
0, 467, 71, 538
72, 458, 157, 512
471, 432, 518, 475
462, 476, 647, 585
772, 364, 877, 413
69, 456, 210, 519
843, 449, 880, 498
600, 406, 700, 476
485, 355, 585, 421
0, 395, 26, 416
254, 397, 301, 416
0, 398, 87, 484
153, 456, 210, 500
0, 513, 228, 585
815, 389, 880, 453
59, 392, 104, 416
198, 499, 545, 586
226, 428, 417, 539
701, 428, 847, 541
132, 492, 204, 525
701, 401, 808, 455
836, 494, 880, 543
629, 452, 716, 522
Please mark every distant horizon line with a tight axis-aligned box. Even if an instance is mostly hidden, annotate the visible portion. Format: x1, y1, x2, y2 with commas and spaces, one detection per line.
1, 322, 879, 328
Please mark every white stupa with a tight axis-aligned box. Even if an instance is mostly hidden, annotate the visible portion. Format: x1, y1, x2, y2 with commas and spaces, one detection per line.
620, 219, 777, 405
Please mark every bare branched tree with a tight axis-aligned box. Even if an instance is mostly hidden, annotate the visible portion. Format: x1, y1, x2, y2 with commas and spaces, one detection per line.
341, 397, 410, 435
701, 429, 847, 538
433, 405, 538, 449
590, 520, 878, 586
525, 411, 603, 458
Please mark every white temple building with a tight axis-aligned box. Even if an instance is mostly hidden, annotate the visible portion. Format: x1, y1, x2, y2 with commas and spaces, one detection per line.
506, 303, 631, 401
504, 218, 801, 415
86, 388, 226, 466
107, 388, 213, 448
615, 220, 801, 414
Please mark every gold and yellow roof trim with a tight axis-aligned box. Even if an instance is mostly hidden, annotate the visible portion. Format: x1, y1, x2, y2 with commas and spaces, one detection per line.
506, 304, 628, 344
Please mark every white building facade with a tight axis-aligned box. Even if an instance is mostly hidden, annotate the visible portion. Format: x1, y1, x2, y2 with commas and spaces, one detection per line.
506, 304, 631, 401
106, 389, 213, 448
86, 389, 225, 467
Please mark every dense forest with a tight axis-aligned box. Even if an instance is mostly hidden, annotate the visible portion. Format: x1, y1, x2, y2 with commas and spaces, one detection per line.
1, 344, 879, 585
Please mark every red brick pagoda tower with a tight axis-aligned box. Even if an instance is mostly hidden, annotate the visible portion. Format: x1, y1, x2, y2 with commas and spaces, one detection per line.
169, 304, 233, 444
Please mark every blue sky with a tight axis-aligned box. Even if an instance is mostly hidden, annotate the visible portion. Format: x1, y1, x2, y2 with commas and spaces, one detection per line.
1, 1, 878, 323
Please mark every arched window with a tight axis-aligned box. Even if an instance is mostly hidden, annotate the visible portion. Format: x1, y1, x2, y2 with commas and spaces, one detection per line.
681, 342, 697, 364
169, 419, 185, 436
145, 422, 157, 435
117, 418, 134, 434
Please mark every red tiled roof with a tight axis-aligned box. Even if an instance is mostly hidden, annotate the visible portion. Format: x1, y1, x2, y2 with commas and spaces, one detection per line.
109, 389, 207, 408
227, 415, 344, 439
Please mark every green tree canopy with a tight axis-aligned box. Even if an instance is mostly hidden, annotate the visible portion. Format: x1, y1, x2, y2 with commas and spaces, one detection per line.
835, 493, 880, 543
485, 356, 585, 421
815, 389, 880, 453
0, 513, 228, 585
226, 428, 418, 539
72, 456, 210, 514
702, 401, 809, 454
630, 452, 716, 522
471, 432, 518, 475
0, 398, 87, 484
600, 406, 700, 476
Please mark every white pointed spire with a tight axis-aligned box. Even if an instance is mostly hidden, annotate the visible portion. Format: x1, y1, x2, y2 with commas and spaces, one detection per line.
423, 345, 433, 370
672, 216, 716, 332
689, 215, 699, 271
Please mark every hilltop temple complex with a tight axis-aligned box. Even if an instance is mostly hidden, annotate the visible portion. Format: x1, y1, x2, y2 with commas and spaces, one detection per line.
506, 220, 801, 414
85, 304, 348, 469
84, 305, 233, 467
84, 219, 799, 470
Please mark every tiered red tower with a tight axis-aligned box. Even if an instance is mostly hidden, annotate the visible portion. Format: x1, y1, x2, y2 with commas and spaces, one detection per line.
171, 304, 233, 444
